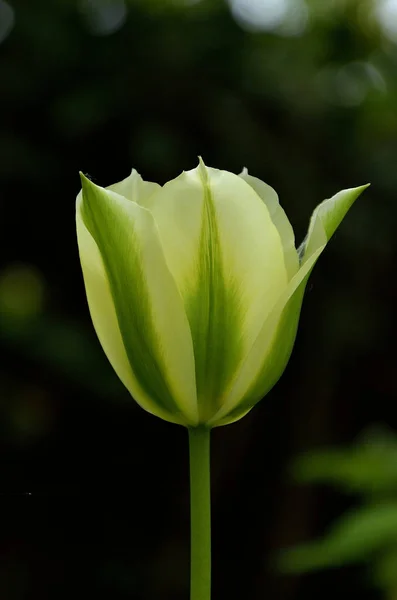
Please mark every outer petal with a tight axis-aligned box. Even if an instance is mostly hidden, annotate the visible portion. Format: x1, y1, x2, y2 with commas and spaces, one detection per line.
210, 184, 369, 426
76, 207, 183, 424
299, 185, 370, 264
239, 169, 299, 280
77, 175, 198, 425
107, 169, 161, 205
145, 159, 288, 422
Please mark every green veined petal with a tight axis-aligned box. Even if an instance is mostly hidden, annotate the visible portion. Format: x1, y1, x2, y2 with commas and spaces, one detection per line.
210, 183, 369, 426
77, 175, 198, 425
239, 169, 299, 280
146, 160, 288, 423
208, 249, 322, 426
76, 202, 185, 424
299, 184, 370, 263
107, 169, 161, 205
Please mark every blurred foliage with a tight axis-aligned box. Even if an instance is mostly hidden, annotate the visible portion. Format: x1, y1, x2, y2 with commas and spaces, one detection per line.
281, 427, 397, 597
1, 0, 397, 599
292, 426, 397, 496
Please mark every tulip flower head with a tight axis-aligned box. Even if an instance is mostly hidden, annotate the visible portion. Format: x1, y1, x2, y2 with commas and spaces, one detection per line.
76, 160, 368, 428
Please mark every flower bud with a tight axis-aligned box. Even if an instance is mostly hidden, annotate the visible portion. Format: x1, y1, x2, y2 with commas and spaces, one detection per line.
76, 159, 368, 427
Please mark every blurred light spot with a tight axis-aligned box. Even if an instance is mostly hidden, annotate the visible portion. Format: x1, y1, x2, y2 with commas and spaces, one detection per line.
0, 264, 45, 321
337, 62, 386, 106
278, 0, 308, 36
230, 0, 288, 31
80, 0, 127, 36
229, 0, 308, 36
364, 62, 387, 92
0, 0, 15, 44
316, 62, 387, 107
375, 0, 397, 42
336, 66, 370, 106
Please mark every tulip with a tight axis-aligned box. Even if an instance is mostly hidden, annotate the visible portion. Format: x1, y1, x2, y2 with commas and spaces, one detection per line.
76, 159, 368, 428
76, 159, 368, 600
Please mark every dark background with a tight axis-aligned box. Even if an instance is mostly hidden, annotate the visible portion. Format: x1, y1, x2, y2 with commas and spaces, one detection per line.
0, 0, 396, 598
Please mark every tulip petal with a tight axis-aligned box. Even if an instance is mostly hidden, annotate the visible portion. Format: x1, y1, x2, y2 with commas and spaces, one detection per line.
77, 175, 198, 425
107, 169, 161, 205
145, 160, 288, 422
76, 208, 184, 424
211, 184, 369, 426
239, 169, 299, 280
299, 184, 370, 264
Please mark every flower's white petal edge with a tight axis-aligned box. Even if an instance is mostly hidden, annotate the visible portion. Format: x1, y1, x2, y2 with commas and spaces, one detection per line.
107, 169, 161, 205
77, 176, 199, 426
145, 159, 288, 422
239, 169, 299, 280
210, 184, 369, 426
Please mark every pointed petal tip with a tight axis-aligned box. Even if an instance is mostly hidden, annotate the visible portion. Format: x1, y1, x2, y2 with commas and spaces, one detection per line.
197, 156, 209, 183
127, 167, 141, 180
346, 182, 371, 197
349, 182, 370, 193
79, 172, 96, 193
77, 173, 92, 208
197, 155, 206, 171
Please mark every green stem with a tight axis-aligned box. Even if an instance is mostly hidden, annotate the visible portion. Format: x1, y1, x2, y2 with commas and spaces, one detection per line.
188, 426, 211, 600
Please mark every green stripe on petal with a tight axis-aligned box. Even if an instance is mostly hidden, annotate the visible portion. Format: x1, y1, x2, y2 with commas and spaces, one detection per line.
239, 169, 299, 280
210, 183, 369, 426
146, 160, 288, 423
185, 162, 244, 422
76, 203, 186, 425
78, 175, 198, 425
208, 248, 322, 426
